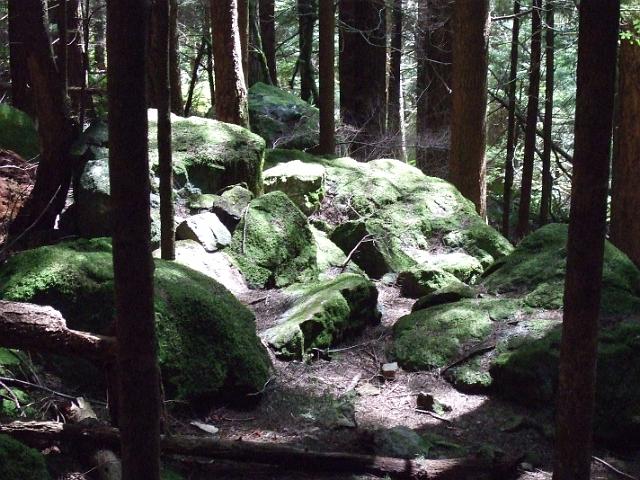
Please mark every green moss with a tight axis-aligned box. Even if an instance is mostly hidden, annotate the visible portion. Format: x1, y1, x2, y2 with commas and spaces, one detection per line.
148, 110, 265, 195
447, 358, 493, 392
483, 224, 640, 314
0, 434, 50, 480
397, 266, 468, 298
0, 104, 39, 160
311, 226, 362, 278
263, 274, 379, 359
229, 191, 318, 287
0, 239, 271, 402
263, 160, 325, 214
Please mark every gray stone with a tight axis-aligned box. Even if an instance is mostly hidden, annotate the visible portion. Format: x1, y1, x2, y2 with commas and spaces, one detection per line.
372, 426, 431, 459
176, 212, 231, 252
264, 160, 325, 214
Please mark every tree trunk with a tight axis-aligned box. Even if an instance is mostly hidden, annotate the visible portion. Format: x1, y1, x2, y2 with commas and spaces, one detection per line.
415, 0, 452, 178
539, 1, 555, 225
298, 0, 318, 104
57, 0, 86, 114
210, 0, 250, 128
552, 2, 620, 480
8, 0, 34, 116
106, 0, 162, 478
317, 0, 335, 155
169, 0, 183, 115
501, 0, 521, 238
238, 0, 249, 84
387, 0, 404, 160
248, 0, 271, 86
610, 28, 640, 268
8, 0, 78, 238
93, 0, 106, 70
259, 0, 277, 85
449, 0, 489, 218
339, 0, 387, 161
184, 38, 206, 117
515, 0, 542, 239
0, 421, 521, 480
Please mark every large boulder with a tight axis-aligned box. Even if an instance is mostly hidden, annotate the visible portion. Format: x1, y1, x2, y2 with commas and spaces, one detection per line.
263, 160, 325, 214
0, 239, 271, 402
263, 274, 380, 359
0, 434, 50, 480
229, 191, 318, 288
148, 110, 265, 195
311, 226, 363, 280
0, 104, 38, 160
176, 212, 232, 252
248, 82, 319, 150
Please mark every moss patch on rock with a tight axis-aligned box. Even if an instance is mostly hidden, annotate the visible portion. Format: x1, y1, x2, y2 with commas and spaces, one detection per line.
229, 191, 318, 288
0, 239, 271, 402
0, 434, 50, 480
0, 104, 39, 160
397, 266, 469, 299
263, 274, 380, 359
264, 160, 325, 214
483, 224, 640, 314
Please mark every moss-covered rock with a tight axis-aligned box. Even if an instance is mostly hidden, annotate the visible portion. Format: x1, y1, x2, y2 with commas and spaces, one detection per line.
0, 434, 50, 480
483, 224, 640, 314
411, 284, 476, 312
263, 274, 379, 359
397, 266, 469, 299
0, 239, 271, 402
0, 104, 39, 160
248, 83, 319, 150
371, 426, 432, 459
263, 160, 325, 214
148, 109, 265, 195
211, 185, 254, 232
229, 191, 318, 288
311, 226, 362, 279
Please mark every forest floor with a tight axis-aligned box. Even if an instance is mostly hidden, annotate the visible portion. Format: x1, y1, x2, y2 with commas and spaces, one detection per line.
161, 281, 640, 480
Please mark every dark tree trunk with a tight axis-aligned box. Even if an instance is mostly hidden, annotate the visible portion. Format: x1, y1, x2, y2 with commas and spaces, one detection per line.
8, 0, 78, 238
248, 0, 271, 86
55, 0, 69, 89
56, 0, 85, 113
150, 0, 175, 260
298, 0, 318, 103
210, 0, 250, 127
238, 0, 249, 83
204, 6, 216, 104
169, 0, 183, 115
387, 0, 404, 160
449, 0, 489, 217
106, 0, 162, 478
318, 0, 335, 155
184, 38, 206, 118
610, 29, 640, 268
539, 1, 554, 225
502, 0, 521, 238
8, 0, 34, 116
339, 0, 387, 161
516, 0, 542, 239
552, 3, 620, 480
259, 0, 277, 85
415, 0, 452, 178
93, 0, 106, 70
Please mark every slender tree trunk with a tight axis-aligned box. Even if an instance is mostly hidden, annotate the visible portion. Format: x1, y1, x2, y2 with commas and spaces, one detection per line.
502, 0, 521, 238
210, 0, 250, 128
65, 0, 86, 114
8, 0, 34, 116
415, 0, 452, 178
93, 0, 106, 70
610, 28, 640, 268
259, 0, 277, 85
183, 38, 206, 117
318, 0, 335, 155
150, 0, 175, 260
449, 0, 489, 217
339, 0, 387, 161
248, 0, 271, 86
8, 0, 78, 237
516, 0, 542, 239
539, 0, 554, 225
298, 0, 318, 103
169, 0, 183, 115
387, 0, 404, 160
56, 0, 69, 90
204, 3, 216, 104
553, 3, 620, 480
107, 0, 162, 478
238, 0, 249, 83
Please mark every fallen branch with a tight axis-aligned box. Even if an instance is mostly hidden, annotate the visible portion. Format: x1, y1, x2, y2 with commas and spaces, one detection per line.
440, 341, 497, 375
592, 456, 639, 480
0, 421, 521, 479
340, 233, 375, 272
0, 301, 116, 361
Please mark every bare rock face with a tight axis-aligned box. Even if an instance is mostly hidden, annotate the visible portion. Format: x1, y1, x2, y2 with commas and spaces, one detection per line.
176, 212, 232, 252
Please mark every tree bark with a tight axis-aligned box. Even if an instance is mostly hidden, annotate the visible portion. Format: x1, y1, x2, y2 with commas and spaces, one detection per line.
107, 0, 162, 478
183, 38, 206, 117
93, 0, 106, 70
248, 0, 271, 86
502, 0, 521, 238
317, 0, 335, 155
339, 0, 387, 161
610, 28, 640, 268
449, 0, 489, 218
516, 0, 542, 239
8, 0, 78, 238
8, 0, 34, 116
0, 301, 116, 361
415, 0, 452, 178
238, 0, 249, 84
387, 0, 404, 160
538, 1, 554, 225
169, 0, 183, 115
0, 421, 521, 480
210, 0, 250, 128
259, 0, 277, 85
552, 2, 620, 480
298, 0, 318, 104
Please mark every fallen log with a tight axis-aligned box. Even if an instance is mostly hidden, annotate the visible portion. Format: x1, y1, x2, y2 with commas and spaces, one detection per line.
0, 421, 520, 479
0, 301, 116, 361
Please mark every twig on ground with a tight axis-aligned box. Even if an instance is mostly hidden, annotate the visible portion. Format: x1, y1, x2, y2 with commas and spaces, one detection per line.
592, 456, 639, 480
0, 376, 106, 406
246, 376, 275, 397
0, 379, 21, 410
415, 408, 453, 424
340, 234, 375, 272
